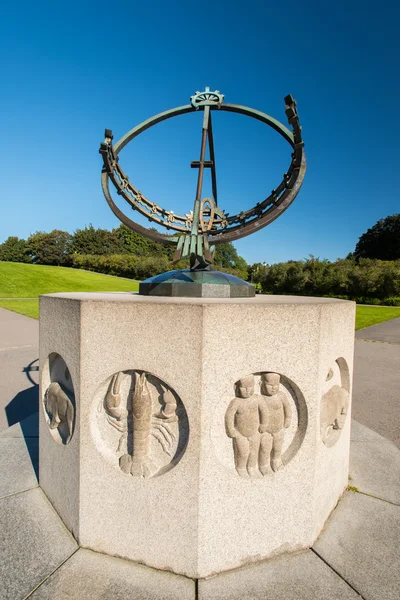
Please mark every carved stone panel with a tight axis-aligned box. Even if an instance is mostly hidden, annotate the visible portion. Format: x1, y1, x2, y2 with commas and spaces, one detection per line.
42, 353, 75, 445
93, 370, 189, 478
320, 358, 350, 447
219, 372, 307, 478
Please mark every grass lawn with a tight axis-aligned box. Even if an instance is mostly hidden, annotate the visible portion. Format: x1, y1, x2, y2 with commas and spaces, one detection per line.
355, 306, 400, 330
0, 299, 40, 319
0, 262, 139, 319
0, 262, 139, 297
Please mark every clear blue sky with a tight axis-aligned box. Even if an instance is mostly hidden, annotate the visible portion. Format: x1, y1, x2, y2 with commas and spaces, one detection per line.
1, 0, 398, 265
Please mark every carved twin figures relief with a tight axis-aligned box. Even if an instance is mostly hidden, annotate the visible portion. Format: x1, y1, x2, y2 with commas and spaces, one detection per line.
320, 358, 350, 447
225, 373, 302, 478
42, 353, 75, 445
96, 370, 188, 478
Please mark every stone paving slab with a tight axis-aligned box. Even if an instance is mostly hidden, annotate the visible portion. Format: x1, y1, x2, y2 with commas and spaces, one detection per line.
351, 420, 385, 442
0, 487, 78, 600
198, 549, 361, 599
349, 422, 400, 505
0, 411, 39, 438
0, 437, 38, 497
29, 548, 195, 599
313, 490, 400, 600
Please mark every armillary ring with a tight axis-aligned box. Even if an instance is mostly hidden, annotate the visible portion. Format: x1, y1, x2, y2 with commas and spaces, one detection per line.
99, 88, 306, 296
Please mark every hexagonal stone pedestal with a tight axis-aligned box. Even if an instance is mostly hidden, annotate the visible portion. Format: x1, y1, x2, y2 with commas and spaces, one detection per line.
39, 293, 355, 578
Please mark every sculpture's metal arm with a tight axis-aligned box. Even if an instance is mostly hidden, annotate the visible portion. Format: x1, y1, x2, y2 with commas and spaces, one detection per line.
191, 106, 210, 242
208, 112, 218, 205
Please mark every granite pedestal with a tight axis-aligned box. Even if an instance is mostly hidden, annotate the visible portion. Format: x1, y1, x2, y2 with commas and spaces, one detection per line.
39, 293, 355, 578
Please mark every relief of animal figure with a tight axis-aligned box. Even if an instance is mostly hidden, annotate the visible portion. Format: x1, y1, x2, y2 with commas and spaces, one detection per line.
320, 384, 348, 444
104, 371, 179, 477
120, 372, 158, 478
44, 382, 74, 444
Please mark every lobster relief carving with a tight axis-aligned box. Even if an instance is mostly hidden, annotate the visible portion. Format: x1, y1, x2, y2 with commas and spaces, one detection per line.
103, 370, 185, 478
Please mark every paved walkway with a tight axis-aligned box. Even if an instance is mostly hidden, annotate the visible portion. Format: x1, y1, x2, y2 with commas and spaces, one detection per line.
356, 316, 400, 344
0, 308, 39, 432
0, 307, 399, 599
353, 317, 400, 448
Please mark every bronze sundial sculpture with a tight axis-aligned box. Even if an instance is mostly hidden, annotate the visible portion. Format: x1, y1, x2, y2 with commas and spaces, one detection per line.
99, 88, 306, 297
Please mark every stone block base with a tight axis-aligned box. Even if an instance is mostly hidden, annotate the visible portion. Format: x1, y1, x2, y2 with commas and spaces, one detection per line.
39, 293, 355, 578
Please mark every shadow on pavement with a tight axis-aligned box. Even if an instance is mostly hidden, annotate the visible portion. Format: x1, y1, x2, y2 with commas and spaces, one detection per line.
5, 358, 39, 478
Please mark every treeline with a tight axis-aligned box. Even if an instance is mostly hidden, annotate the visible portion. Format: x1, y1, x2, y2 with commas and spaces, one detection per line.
2, 226, 399, 304
251, 257, 400, 305
0, 225, 248, 280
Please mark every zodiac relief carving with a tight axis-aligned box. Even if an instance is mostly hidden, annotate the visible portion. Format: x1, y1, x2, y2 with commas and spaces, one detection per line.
225, 373, 292, 477
44, 382, 74, 444
43, 353, 75, 445
100, 370, 188, 478
320, 358, 350, 447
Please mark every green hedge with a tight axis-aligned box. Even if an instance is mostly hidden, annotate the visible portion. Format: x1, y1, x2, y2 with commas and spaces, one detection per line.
321, 294, 400, 306
385, 296, 400, 306
71, 254, 171, 280
71, 254, 247, 282
260, 258, 400, 303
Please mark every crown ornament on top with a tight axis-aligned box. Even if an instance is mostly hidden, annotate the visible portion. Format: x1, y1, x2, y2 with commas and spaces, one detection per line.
190, 87, 224, 110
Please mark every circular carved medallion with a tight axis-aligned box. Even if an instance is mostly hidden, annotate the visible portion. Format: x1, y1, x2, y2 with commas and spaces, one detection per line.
42, 353, 75, 445
93, 370, 189, 478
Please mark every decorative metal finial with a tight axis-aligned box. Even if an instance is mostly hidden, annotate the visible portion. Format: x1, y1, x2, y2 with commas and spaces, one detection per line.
190, 87, 224, 110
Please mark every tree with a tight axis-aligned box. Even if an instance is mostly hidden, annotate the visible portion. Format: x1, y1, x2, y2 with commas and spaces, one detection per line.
302, 256, 331, 296
70, 225, 124, 256
248, 262, 265, 284
114, 225, 172, 257
354, 214, 400, 260
27, 230, 72, 265
0, 236, 30, 262
261, 261, 295, 294
214, 242, 248, 271
347, 258, 400, 298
